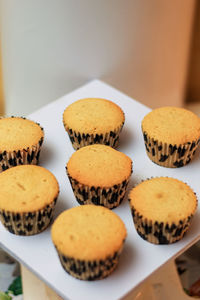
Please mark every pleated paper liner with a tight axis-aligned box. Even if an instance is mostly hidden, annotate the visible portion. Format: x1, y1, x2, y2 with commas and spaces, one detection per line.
0, 116, 44, 172
130, 206, 195, 244
63, 121, 124, 150
0, 197, 57, 236
54, 242, 124, 280
129, 177, 198, 244
0, 137, 43, 172
67, 172, 131, 209
142, 131, 200, 168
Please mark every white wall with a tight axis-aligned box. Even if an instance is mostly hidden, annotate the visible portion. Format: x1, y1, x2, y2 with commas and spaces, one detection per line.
0, 0, 195, 115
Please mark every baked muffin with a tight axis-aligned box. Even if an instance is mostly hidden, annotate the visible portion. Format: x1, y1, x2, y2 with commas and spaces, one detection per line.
51, 205, 127, 280
129, 177, 197, 244
0, 117, 44, 172
0, 165, 59, 235
66, 144, 132, 209
63, 98, 125, 150
141, 107, 200, 167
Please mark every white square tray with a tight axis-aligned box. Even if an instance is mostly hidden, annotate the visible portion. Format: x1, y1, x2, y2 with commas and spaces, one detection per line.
0, 80, 199, 300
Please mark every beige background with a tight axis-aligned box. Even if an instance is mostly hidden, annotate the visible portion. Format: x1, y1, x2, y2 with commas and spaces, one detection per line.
0, 0, 196, 115
186, 0, 200, 103
0, 46, 4, 115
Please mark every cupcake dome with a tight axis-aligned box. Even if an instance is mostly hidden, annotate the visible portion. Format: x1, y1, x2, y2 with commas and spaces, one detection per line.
0, 117, 44, 171
142, 107, 200, 167
66, 144, 132, 209
63, 98, 125, 150
51, 205, 127, 280
129, 177, 197, 244
0, 165, 59, 235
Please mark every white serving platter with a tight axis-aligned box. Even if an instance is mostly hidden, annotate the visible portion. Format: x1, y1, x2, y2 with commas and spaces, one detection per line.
0, 80, 200, 300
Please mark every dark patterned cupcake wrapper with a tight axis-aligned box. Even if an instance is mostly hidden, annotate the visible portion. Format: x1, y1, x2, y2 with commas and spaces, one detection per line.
142, 131, 200, 168
0, 197, 57, 236
130, 206, 195, 244
63, 122, 124, 150
54, 243, 124, 280
67, 172, 131, 209
0, 136, 44, 172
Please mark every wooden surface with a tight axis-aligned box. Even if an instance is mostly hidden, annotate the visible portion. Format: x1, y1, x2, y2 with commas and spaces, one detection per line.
21, 265, 63, 300
186, 0, 200, 103
21, 260, 192, 300
0, 45, 5, 116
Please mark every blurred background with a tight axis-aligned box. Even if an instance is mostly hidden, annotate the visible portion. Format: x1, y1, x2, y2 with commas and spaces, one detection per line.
0, 0, 200, 299
0, 0, 200, 116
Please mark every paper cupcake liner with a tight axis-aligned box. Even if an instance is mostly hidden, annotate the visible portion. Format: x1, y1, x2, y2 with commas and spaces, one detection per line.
142, 131, 200, 168
130, 206, 195, 244
0, 136, 44, 172
0, 197, 57, 236
64, 122, 124, 150
54, 243, 124, 280
67, 172, 131, 209
0, 115, 44, 172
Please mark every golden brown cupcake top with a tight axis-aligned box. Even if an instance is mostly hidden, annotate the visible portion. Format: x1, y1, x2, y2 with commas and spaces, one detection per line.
63, 98, 125, 134
142, 107, 200, 144
67, 144, 132, 187
0, 117, 44, 152
129, 177, 197, 224
51, 205, 127, 260
0, 165, 59, 213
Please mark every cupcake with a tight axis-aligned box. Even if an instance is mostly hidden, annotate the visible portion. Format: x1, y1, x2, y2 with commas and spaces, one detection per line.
63, 98, 125, 150
129, 177, 197, 244
51, 205, 127, 280
0, 165, 59, 235
0, 117, 44, 172
66, 144, 132, 209
141, 107, 200, 167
